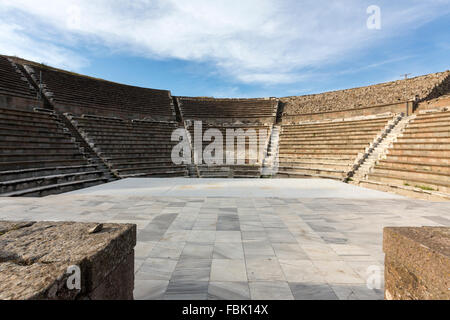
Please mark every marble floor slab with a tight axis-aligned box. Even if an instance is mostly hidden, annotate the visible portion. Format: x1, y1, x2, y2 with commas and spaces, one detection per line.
1, 178, 449, 300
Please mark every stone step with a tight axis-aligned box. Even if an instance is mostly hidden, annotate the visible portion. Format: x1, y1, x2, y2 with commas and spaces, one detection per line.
278, 143, 370, 149
0, 108, 56, 121
0, 153, 85, 162
368, 173, 450, 194
415, 111, 450, 120
115, 166, 187, 176
278, 161, 351, 170
387, 148, 450, 157
99, 151, 176, 158
407, 122, 450, 129
384, 155, 450, 166
0, 165, 99, 182
0, 122, 66, 133
76, 124, 176, 134
396, 137, 450, 144
110, 160, 178, 169
404, 125, 449, 133
281, 126, 384, 135
90, 138, 174, 145
80, 132, 174, 140
0, 178, 108, 197
279, 148, 363, 154
0, 159, 89, 171
276, 171, 343, 180
411, 116, 450, 124
401, 130, 450, 138
356, 179, 450, 201
104, 154, 174, 162
0, 127, 71, 138
392, 142, 450, 150
377, 160, 450, 174
0, 117, 62, 129
280, 131, 381, 138
0, 140, 77, 148
0, 146, 81, 155
372, 166, 450, 185
279, 154, 355, 161
97, 146, 177, 154
120, 170, 187, 178
282, 117, 391, 129
0, 112, 60, 125
0, 171, 104, 194
278, 138, 374, 145
277, 166, 346, 178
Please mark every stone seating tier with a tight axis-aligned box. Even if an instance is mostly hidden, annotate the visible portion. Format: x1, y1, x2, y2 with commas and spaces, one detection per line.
277, 115, 394, 180
23, 64, 175, 120
69, 115, 188, 178
366, 109, 450, 196
185, 124, 271, 178
0, 57, 36, 99
0, 108, 108, 197
178, 97, 278, 123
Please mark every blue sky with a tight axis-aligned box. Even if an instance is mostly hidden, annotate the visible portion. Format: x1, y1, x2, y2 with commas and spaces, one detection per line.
0, 0, 449, 98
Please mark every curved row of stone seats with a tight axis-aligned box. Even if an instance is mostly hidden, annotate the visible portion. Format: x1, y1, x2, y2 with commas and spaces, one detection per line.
196, 165, 262, 178
277, 115, 395, 180
68, 115, 188, 178
367, 109, 450, 194
178, 97, 278, 124
0, 56, 36, 99
185, 123, 271, 178
0, 108, 108, 197
22, 64, 175, 120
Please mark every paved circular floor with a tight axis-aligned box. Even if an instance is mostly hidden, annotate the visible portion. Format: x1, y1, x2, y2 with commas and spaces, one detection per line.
1, 178, 448, 300
68, 178, 404, 199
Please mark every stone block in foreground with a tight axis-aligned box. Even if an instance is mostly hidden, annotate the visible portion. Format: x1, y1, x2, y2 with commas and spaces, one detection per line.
0, 221, 136, 300
383, 227, 449, 300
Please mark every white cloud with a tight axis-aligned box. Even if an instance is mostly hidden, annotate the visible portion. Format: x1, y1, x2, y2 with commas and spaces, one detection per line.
0, 21, 88, 70
0, 0, 449, 84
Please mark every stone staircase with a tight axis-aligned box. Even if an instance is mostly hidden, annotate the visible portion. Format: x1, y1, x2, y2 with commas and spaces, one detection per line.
351, 114, 414, 181
261, 125, 280, 177
357, 107, 450, 201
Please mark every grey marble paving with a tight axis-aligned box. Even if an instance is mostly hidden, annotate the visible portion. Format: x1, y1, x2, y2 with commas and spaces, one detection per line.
289, 283, 338, 300
1, 178, 449, 300
208, 282, 251, 300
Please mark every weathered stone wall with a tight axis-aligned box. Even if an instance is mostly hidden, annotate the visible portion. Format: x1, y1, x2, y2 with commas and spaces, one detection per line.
281, 71, 450, 116
0, 221, 136, 300
417, 94, 450, 111
383, 227, 449, 300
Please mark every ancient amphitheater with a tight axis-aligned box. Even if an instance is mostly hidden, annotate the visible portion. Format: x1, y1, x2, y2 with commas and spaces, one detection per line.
0, 54, 449, 300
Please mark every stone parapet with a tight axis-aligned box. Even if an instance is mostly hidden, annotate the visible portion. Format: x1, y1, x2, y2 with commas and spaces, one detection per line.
383, 227, 450, 300
281, 71, 450, 117
0, 221, 136, 300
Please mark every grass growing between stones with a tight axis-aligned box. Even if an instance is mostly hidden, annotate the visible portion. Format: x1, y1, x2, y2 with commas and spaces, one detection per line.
415, 185, 435, 191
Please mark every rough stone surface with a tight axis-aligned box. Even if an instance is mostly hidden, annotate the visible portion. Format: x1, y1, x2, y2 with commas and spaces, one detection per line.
383, 227, 450, 300
281, 71, 450, 116
0, 221, 136, 300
